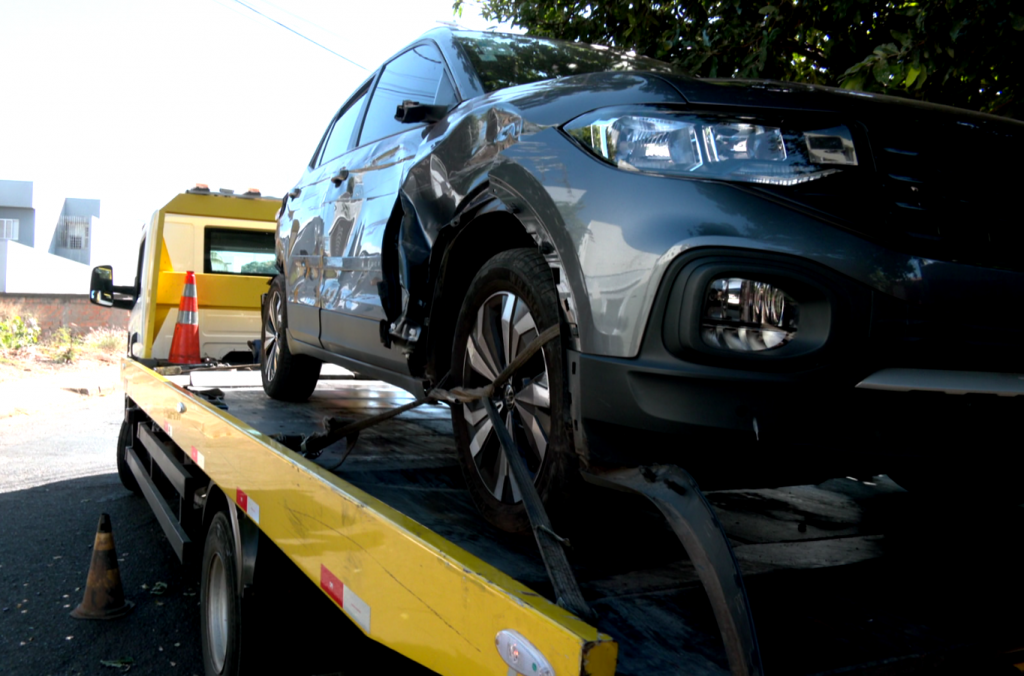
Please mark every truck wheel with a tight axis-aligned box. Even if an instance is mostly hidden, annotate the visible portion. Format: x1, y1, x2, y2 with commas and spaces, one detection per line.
450, 248, 576, 533
261, 275, 321, 402
116, 419, 141, 495
201, 511, 255, 676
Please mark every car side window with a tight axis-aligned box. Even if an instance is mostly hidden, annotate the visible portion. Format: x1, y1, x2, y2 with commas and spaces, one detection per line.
317, 88, 368, 166
358, 43, 455, 146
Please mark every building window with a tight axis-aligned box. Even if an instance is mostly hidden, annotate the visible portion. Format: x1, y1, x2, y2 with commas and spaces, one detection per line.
57, 216, 90, 250
0, 218, 19, 240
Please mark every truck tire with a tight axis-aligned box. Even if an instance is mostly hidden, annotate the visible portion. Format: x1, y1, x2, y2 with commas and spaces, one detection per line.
450, 248, 577, 533
116, 418, 141, 495
201, 511, 257, 676
261, 275, 321, 402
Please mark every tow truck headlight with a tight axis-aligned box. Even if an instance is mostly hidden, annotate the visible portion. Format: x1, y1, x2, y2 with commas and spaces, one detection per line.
564, 109, 857, 186
701, 278, 798, 352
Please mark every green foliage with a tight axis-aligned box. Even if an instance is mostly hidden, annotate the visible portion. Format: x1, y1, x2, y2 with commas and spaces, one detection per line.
240, 259, 279, 275
51, 326, 78, 364
458, 0, 1021, 117
0, 315, 40, 351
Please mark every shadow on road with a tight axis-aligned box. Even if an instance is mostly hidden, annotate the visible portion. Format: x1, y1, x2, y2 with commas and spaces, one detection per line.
0, 473, 435, 675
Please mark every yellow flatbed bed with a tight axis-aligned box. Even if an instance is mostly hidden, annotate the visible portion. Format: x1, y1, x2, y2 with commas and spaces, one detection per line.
120, 358, 1024, 676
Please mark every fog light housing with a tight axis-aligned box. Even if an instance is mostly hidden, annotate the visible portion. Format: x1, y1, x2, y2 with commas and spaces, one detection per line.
701, 278, 798, 352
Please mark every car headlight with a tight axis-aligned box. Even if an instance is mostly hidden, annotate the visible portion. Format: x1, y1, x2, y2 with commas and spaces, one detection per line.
563, 109, 857, 186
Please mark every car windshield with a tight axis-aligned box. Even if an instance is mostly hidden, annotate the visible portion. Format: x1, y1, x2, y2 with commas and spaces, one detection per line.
454, 31, 679, 92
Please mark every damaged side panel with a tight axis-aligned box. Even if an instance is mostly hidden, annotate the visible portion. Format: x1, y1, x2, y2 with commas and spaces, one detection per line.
389, 70, 686, 370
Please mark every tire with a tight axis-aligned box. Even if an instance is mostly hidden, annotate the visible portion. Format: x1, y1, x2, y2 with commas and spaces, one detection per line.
261, 275, 321, 402
201, 511, 257, 676
116, 418, 141, 495
450, 248, 577, 533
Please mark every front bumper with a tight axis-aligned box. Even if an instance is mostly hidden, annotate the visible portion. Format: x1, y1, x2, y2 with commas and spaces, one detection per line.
568, 249, 1024, 490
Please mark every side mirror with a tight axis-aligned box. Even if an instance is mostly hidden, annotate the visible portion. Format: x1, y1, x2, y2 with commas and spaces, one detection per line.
394, 100, 449, 125
90, 265, 136, 310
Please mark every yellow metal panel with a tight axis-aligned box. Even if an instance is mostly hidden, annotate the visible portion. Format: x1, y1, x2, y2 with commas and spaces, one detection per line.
161, 193, 279, 222
155, 272, 270, 310
140, 213, 168, 358
582, 640, 618, 675
122, 359, 618, 676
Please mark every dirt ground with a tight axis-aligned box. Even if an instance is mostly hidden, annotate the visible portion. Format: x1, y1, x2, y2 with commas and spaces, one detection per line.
0, 348, 122, 419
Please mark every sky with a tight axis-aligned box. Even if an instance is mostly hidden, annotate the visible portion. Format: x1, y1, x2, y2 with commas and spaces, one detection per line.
0, 0, 514, 277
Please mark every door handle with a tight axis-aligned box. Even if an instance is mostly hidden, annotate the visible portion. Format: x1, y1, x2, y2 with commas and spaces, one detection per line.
330, 168, 350, 186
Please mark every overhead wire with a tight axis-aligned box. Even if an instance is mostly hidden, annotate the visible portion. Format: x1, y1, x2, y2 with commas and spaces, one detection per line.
218, 0, 368, 71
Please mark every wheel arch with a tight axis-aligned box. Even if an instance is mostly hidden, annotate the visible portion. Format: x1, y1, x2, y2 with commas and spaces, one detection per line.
422, 199, 536, 384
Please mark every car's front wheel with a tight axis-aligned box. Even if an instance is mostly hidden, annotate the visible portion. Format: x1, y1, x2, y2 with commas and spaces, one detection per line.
261, 275, 321, 402
450, 248, 576, 533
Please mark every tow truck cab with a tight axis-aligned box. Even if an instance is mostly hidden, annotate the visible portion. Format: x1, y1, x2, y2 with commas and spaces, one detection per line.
89, 186, 279, 363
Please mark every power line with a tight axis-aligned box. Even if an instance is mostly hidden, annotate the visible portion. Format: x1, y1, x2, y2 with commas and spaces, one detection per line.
222, 0, 368, 71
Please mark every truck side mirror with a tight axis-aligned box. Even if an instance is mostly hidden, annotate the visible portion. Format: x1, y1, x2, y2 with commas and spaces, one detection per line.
90, 265, 136, 310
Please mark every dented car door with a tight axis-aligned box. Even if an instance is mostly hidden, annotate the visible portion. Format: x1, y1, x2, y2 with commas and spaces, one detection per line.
319, 41, 457, 371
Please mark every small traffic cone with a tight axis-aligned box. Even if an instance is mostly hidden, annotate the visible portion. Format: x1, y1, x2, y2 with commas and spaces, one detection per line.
71, 513, 134, 620
168, 270, 200, 364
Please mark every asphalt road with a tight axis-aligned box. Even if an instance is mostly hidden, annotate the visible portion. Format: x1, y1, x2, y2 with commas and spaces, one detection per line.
0, 392, 433, 676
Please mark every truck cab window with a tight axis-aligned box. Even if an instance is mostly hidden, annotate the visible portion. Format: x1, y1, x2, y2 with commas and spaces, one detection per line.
204, 228, 276, 275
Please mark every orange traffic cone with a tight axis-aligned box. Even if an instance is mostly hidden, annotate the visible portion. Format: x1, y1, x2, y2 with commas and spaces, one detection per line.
168, 270, 200, 364
71, 513, 134, 620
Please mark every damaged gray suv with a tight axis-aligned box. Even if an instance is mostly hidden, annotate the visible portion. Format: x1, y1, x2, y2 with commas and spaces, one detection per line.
264, 28, 1024, 532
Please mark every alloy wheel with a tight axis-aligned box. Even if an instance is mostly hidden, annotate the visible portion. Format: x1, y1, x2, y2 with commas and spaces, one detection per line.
461, 291, 552, 504
262, 291, 282, 383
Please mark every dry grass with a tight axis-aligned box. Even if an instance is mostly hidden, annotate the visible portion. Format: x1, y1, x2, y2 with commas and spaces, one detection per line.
82, 327, 125, 354
0, 325, 123, 418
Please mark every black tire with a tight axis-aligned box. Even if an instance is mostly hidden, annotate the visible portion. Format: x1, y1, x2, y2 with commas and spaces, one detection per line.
261, 275, 321, 402
201, 511, 257, 676
450, 248, 577, 533
116, 418, 141, 495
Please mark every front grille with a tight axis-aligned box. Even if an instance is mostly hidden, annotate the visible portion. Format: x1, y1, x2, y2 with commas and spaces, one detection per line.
869, 289, 1024, 373
768, 114, 1024, 272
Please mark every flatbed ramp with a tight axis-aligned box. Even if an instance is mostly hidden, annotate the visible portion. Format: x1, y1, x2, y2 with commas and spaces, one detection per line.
128, 361, 1024, 675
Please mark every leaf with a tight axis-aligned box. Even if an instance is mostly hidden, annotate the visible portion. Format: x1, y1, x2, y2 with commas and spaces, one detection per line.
891, 30, 910, 46
914, 66, 928, 89
759, 5, 777, 15
950, 20, 965, 41
1014, 14, 1024, 31
841, 75, 867, 90
100, 658, 134, 670
904, 65, 922, 87
872, 57, 892, 84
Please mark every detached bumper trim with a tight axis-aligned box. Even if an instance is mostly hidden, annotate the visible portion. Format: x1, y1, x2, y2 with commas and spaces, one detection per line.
856, 368, 1024, 397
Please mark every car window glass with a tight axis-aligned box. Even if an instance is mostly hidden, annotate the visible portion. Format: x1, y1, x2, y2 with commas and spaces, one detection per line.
318, 89, 367, 166
359, 43, 453, 146
453, 32, 678, 92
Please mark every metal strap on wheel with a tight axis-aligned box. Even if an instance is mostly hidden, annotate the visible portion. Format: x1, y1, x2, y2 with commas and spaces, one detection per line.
583, 465, 763, 676
269, 326, 594, 620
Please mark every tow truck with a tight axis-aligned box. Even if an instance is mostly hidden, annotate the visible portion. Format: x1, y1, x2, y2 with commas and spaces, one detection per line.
90, 187, 1024, 676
